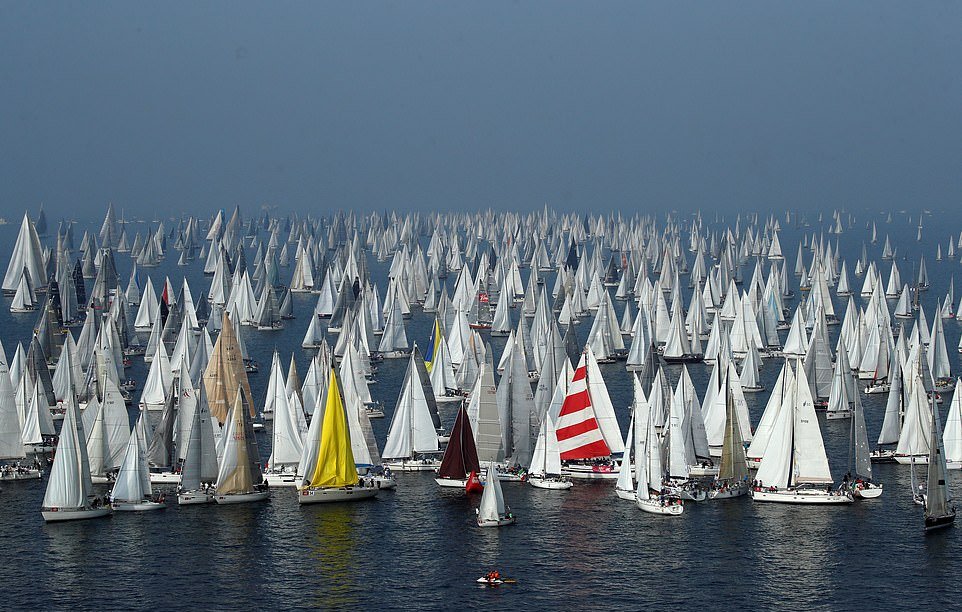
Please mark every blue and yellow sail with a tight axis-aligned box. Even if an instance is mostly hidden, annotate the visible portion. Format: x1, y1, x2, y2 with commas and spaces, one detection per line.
424, 317, 442, 372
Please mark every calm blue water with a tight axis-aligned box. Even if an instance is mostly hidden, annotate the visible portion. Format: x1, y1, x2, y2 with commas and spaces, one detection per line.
1, 214, 961, 610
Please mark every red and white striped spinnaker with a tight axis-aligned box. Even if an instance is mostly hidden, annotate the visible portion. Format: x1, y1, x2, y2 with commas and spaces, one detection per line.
555, 353, 612, 460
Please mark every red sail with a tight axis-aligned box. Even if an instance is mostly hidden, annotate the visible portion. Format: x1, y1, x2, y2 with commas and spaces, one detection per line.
437, 404, 481, 479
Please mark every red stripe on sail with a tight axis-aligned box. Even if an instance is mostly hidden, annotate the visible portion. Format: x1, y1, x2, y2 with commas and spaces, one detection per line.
558, 389, 590, 416
560, 439, 611, 461
556, 417, 602, 440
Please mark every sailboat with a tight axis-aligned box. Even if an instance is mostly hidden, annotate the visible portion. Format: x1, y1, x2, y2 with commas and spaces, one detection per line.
435, 403, 482, 488
528, 412, 572, 490
298, 365, 378, 504
263, 354, 305, 486
557, 350, 625, 479
41, 386, 112, 522
750, 360, 853, 505
846, 386, 883, 499
0, 339, 40, 480
923, 386, 956, 531
614, 410, 637, 500
382, 349, 443, 471
213, 391, 270, 504
476, 462, 516, 527
634, 376, 684, 515
110, 417, 166, 511
708, 373, 750, 500
177, 385, 219, 505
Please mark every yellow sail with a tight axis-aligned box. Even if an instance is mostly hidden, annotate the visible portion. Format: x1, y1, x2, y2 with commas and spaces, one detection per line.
203, 311, 254, 423
306, 367, 358, 488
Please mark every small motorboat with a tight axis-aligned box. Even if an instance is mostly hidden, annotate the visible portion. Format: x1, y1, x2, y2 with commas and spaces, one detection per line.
476, 575, 517, 586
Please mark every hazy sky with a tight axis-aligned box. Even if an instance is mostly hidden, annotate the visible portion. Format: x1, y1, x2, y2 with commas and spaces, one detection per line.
1, 2, 960, 219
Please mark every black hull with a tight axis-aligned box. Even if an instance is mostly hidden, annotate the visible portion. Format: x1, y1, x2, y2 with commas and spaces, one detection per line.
924, 512, 956, 532
662, 355, 704, 364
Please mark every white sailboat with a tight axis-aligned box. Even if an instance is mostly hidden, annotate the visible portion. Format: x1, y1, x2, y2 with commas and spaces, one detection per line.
476, 462, 516, 527
846, 385, 883, 499
263, 354, 305, 486
634, 376, 684, 516
923, 387, 956, 530
110, 417, 166, 511
177, 385, 219, 505
751, 360, 853, 505
382, 349, 442, 471
0, 338, 40, 480
41, 387, 111, 522
528, 412, 572, 490
708, 372, 750, 500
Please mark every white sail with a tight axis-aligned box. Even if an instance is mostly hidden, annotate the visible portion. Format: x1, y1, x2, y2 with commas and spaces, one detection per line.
42, 391, 94, 510
478, 462, 507, 522
110, 417, 152, 503
382, 354, 440, 459
943, 379, 962, 464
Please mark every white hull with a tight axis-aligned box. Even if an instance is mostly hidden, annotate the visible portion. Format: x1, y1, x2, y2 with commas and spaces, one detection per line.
688, 465, 719, 477
42, 507, 112, 522
298, 486, 378, 504
751, 488, 853, 504
562, 463, 620, 480
379, 351, 411, 359
149, 472, 182, 484
477, 515, 516, 527
177, 491, 214, 505
615, 487, 636, 500
707, 483, 749, 500
434, 395, 464, 404
664, 483, 707, 502
0, 468, 42, 481
636, 498, 684, 515
528, 476, 572, 490
214, 490, 271, 504
369, 475, 397, 490
111, 500, 166, 511
435, 477, 467, 488
853, 483, 884, 499
265, 472, 301, 487
384, 458, 441, 472
825, 410, 852, 420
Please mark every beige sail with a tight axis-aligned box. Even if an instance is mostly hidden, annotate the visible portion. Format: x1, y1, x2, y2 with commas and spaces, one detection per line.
203, 311, 254, 423
216, 392, 253, 494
